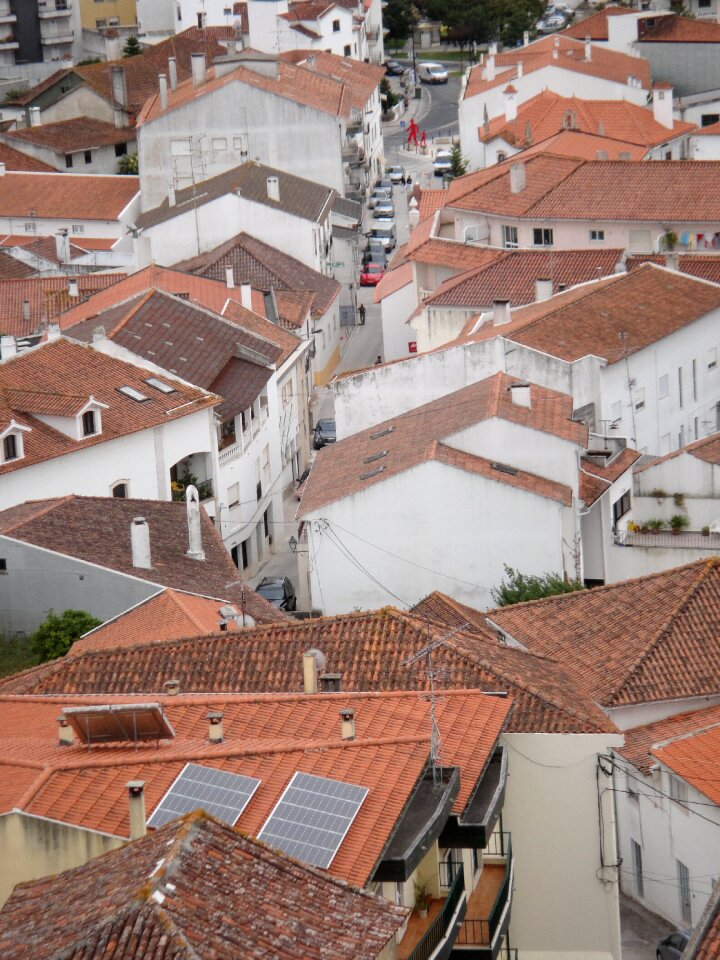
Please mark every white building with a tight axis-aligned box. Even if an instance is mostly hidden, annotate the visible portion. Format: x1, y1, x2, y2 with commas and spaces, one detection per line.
247, 0, 365, 62
0, 117, 137, 175
136, 47, 384, 210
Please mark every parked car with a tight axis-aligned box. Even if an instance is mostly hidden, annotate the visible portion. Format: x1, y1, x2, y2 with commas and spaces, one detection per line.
362, 241, 388, 267
433, 150, 453, 177
375, 176, 393, 192
387, 165, 405, 184
313, 418, 336, 448
656, 931, 691, 959
373, 199, 395, 219
368, 187, 391, 209
255, 576, 297, 612
418, 61, 448, 84
536, 10, 569, 32
360, 262, 385, 286
384, 59, 405, 76
369, 221, 397, 251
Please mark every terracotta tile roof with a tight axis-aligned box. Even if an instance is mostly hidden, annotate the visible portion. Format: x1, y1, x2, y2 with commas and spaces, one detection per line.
626, 254, 720, 284
0, 495, 287, 624
221, 298, 302, 363
5, 117, 134, 153
0, 613, 613, 733
273, 288, 315, 327
653, 722, 720, 805
0, 273, 124, 337
277, 50, 384, 112
693, 120, 720, 136
489, 557, 720, 708
174, 232, 340, 320
0, 172, 138, 221
0, 340, 220, 475
580, 447, 640, 506
418, 188, 447, 223
463, 264, 720, 364
0, 252, 35, 281
298, 371, 586, 515
464, 35, 651, 100
404, 210, 436, 255
634, 430, 720, 474
280, 1, 335, 21
373, 260, 413, 303
425, 248, 623, 309
0, 143, 55, 173
404, 237, 503, 271
137, 160, 336, 231
0, 689, 512, 885
0, 813, 408, 960
562, 5, 636, 41
479, 91, 693, 148
411, 590, 492, 632
515, 129, 647, 162
686, 881, 720, 960
637, 14, 720, 43
617, 703, 720, 776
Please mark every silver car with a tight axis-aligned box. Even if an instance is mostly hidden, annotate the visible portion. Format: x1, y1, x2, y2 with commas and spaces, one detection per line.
373, 199, 395, 219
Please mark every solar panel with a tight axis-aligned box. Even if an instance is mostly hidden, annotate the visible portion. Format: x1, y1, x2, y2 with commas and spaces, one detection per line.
258, 772, 368, 868
147, 763, 261, 829
63, 703, 174, 744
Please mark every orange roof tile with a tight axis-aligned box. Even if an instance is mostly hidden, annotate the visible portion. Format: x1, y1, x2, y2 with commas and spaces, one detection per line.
0, 172, 138, 221
626, 253, 720, 285
617, 703, 720, 776
5, 117, 135, 153
0, 142, 55, 173
418, 188, 447, 223
653, 722, 720, 805
405, 238, 503, 271
373, 260, 413, 303
0, 273, 124, 338
637, 14, 720, 43
516, 129, 647, 162
561, 5, 637, 41
686, 885, 720, 960
635, 430, 720, 474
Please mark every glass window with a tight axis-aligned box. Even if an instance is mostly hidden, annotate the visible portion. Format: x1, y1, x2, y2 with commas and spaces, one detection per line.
669, 774, 688, 807
65, 154, 73, 168
678, 367, 684, 408
502, 224, 518, 248
332, 18, 340, 30
114, 142, 127, 157
589, 229, 605, 241
344, 44, 351, 56
659, 374, 669, 398
2, 433, 18, 461
631, 840, 644, 898
612, 490, 631, 526
677, 860, 691, 923
634, 387, 645, 411
708, 347, 717, 370
112, 482, 128, 498
532, 227, 553, 246
82, 410, 97, 436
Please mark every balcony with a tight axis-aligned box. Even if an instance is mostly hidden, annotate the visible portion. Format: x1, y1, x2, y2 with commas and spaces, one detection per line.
615, 529, 720, 550
342, 138, 365, 165
38, 2, 73, 17
40, 31, 74, 44
399, 863, 466, 960
453, 833, 513, 960
0, 35, 17, 48
440, 746, 507, 849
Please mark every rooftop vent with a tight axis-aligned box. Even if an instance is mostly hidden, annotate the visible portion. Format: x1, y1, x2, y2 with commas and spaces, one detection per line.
370, 426, 394, 440
360, 466, 385, 481
207, 711, 224, 743
363, 450, 387, 464
320, 672, 343, 692
339, 707, 356, 741
303, 648, 327, 694
491, 461, 518, 476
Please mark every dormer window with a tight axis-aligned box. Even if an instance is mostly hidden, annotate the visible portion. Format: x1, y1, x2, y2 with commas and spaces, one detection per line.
3, 434, 17, 461
0, 421, 30, 465
82, 410, 97, 437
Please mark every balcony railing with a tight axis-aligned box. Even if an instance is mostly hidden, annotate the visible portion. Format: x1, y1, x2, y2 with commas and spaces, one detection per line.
455, 833, 513, 956
615, 529, 720, 550
405, 863, 465, 960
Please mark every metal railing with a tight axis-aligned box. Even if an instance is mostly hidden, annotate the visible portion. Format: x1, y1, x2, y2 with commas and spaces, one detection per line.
407, 863, 465, 960
615, 529, 720, 550
456, 833, 512, 947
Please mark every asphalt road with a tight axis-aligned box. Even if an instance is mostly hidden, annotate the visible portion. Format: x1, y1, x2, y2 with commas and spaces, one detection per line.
384, 74, 463, 154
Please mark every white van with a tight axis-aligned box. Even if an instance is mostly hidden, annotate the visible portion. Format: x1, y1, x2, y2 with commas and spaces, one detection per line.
418, 62, 448, 84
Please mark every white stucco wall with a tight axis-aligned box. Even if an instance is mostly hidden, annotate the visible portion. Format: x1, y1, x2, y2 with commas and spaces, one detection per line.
380, 278, 419, 362
0, 187, 139, 246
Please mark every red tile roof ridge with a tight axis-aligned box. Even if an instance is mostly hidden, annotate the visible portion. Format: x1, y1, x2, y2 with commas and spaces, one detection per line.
616, 702, 720, 773
93, 287, 158, 339
634, 430, 720, 472
0, 495, 74, 536
651, 718, 720, 753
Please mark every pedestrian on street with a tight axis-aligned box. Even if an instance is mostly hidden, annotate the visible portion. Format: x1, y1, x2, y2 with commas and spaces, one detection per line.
358, 303, 366, 325
374, 355, 382, 365
406, 174, 413, 191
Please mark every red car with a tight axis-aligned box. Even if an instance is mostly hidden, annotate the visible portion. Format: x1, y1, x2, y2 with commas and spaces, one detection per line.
360, 263, 385, 286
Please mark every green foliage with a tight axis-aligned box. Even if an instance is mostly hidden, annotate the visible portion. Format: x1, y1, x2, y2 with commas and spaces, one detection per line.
0, 635, 39, 678
3, 88, 25, 103
380, 77, 399, 115
123, 35, 142, 58
77, 57, 103, 66
669, 513, 690, 531
384, 0, 415, 45
449, 142, 468, 178
117, 151, 138, 175
491, 564, 585, 607
32, 609, 102, 663
419, 0, 544, 47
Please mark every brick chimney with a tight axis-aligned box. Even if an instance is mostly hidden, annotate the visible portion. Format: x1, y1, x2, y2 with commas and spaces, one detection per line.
127, 781, 146, 840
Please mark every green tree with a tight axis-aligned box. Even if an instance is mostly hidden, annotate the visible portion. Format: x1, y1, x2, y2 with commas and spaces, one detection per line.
32, 609, 102, 663
380, 77, 399, 116
420, 0, 544, 48
117, 151, 138, 175
491, 565, 585, 607
384, 0, 415, 46
449, 142, 468, 178
123, 35, 142, 58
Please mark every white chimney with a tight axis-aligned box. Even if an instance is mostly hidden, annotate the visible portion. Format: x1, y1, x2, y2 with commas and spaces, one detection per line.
168, 184, 176, 207
159, 73, 168, 111
47, 322, 60, 341
68, 277, 79, 298
0, 162, 6, 176
207, 711, 224, 743
666, 252, 679, 271
585, 39, 592, 61
523, 30, 529, 46
510, 382, 532, 408
105, 31, 121, 62
92, 325, 105, 343
55, 230, 69, 263
28, 106, 41, 127
111, 65, 127, 114
225, 266, 235, 288
126, 781, 146, 840
266, 176, 280, 202
517, 61, 523, 79
339, 707, 356, 741
240, 283, 252, 310
191, 52, 206, 87
489, 42, 498, 55
492, 299, 511, 326
535, 277, 553, 302
485, 55, 496, 82
503, 84, 518, 122
595, 150, 609, 161
130, 517, 152, 569
653, 83, 674, 130
0, 335, 16, 359
22, 299, 30, 322
168, 56, 178, 91
509, 161, 525, 194
57, 715, 73, 746
186, 485, 205, 561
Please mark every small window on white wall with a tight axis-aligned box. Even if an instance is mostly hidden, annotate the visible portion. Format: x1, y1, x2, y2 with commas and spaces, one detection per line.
212, 138, 227, 151
111, 481, 128, 498
227, 482, 240, 508
634, 388, 645, 411
659, 374, 669, 398
709, 347, 717, 370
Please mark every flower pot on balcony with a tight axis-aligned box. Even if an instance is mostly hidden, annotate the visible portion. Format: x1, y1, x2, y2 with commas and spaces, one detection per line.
417, 907, 428, 918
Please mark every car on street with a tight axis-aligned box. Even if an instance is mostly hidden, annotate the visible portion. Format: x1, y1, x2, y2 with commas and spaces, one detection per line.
387, 165, 405, 184
656, 930, 691, 959
368, 187, 391, 209
418, 62, 448, 84
313, 418, 336, 448
384, 59, 405, 76
362, 241, 388, 267
373, 199, 395, 219
375, 176, 393, 192
360, 262, 385, 286
433, 150, 453, 177
536, 9, 569, 32
255, 576, 297, 612
369, 221, 397, 250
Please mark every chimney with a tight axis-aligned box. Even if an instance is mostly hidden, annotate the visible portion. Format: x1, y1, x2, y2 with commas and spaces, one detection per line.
266, 176, 280, 202
535, 277, 553, 302
191, 53, 206, 87
54, 229, 69, 263
489, 42, 498, 55
225, 266, 235, 288
339, 707, 355, 741
168, 184, 176, 208
68, 277, 79, 298
207, 711, 224, 743
485, 55, 496, 82
0, 335, 17, 359
319, 672, 342, 693
523, 30, 529, 46
585, 38, 592, 61
492, 299, 511, 326
653, 83, 674, 130
509, 161, 525, 193
503, 84, 518, 122
28, 106, 41, 127
22, 299, 30, 322
159, 73, 168, 111
111, 65, 127, 109
168, 56, 178, 91
47, 322, 60, 341
510, 381, 532, 408
92, 325, 105, 343
0, 161, 5, 176
240, 283, 252, 310
303, 650, 319, 694
57, 715, 73, 746
104, 30, 121, 61
552, 41, 559, 60
130, 517, 152, 569
126, 781, 146, 840
517, 61, 523, 79
595, 150, 609, 161
666, 252, 679, 272
163, 678, 180, 696
186, 485, 205, 561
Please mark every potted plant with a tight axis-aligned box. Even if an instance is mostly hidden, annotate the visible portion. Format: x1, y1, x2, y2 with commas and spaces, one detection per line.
702, 526, 710, 537
673, 493, 685, 508
669, 514, 689, 534
647, 519, 664, 533
651, 488, 667, 504
414, 881, 432, 918
662, 230, 678, 252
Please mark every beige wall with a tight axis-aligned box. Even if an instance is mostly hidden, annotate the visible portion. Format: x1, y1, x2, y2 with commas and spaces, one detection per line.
79, 0, 137, 29
0, 812, 124, 906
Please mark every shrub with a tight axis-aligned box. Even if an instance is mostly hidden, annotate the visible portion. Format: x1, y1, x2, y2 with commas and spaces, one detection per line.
491, 565, 585, 607
32, 609, 102, 663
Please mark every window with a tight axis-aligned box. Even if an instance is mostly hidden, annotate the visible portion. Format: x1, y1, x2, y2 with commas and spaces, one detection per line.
344, 44, 351, 56
84, 150, 92, 164
263, 508, 269, 538
227, 482, 240, 508
233, 135, 248, 152
694, 416, 699, 439
692, 359, 698, 401
679, 425, 685, 448
699, 0, 711, 7
532, 227, 553, 246
589, 229, 605, 242
659, 374, 669, 398
96, 17, 106, 27
71, 224, 84, 234
0, 558, 6, 573
677, 860, 691, 923
114, 142, 127, 157
24, 222, 36, 234
496, 151, 507, 162
634, 387, 645, 411
117, 386, 149, 402
65, 154, 73, 168
627, 772, 639, 803
678, 367, 684, 408
2, 433, 17, 461
332, 18, 340, 30
631, 840, 644, 899
709, 347, 717, 370
212, 137, 227, 151
82, 410, 97, 437
669, 773, 688, 808
612, 490, 631, 526
145, 376, 175, 394
112, 482, 128, 498
502, 224, 518, 248
108, 15, 120, 25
